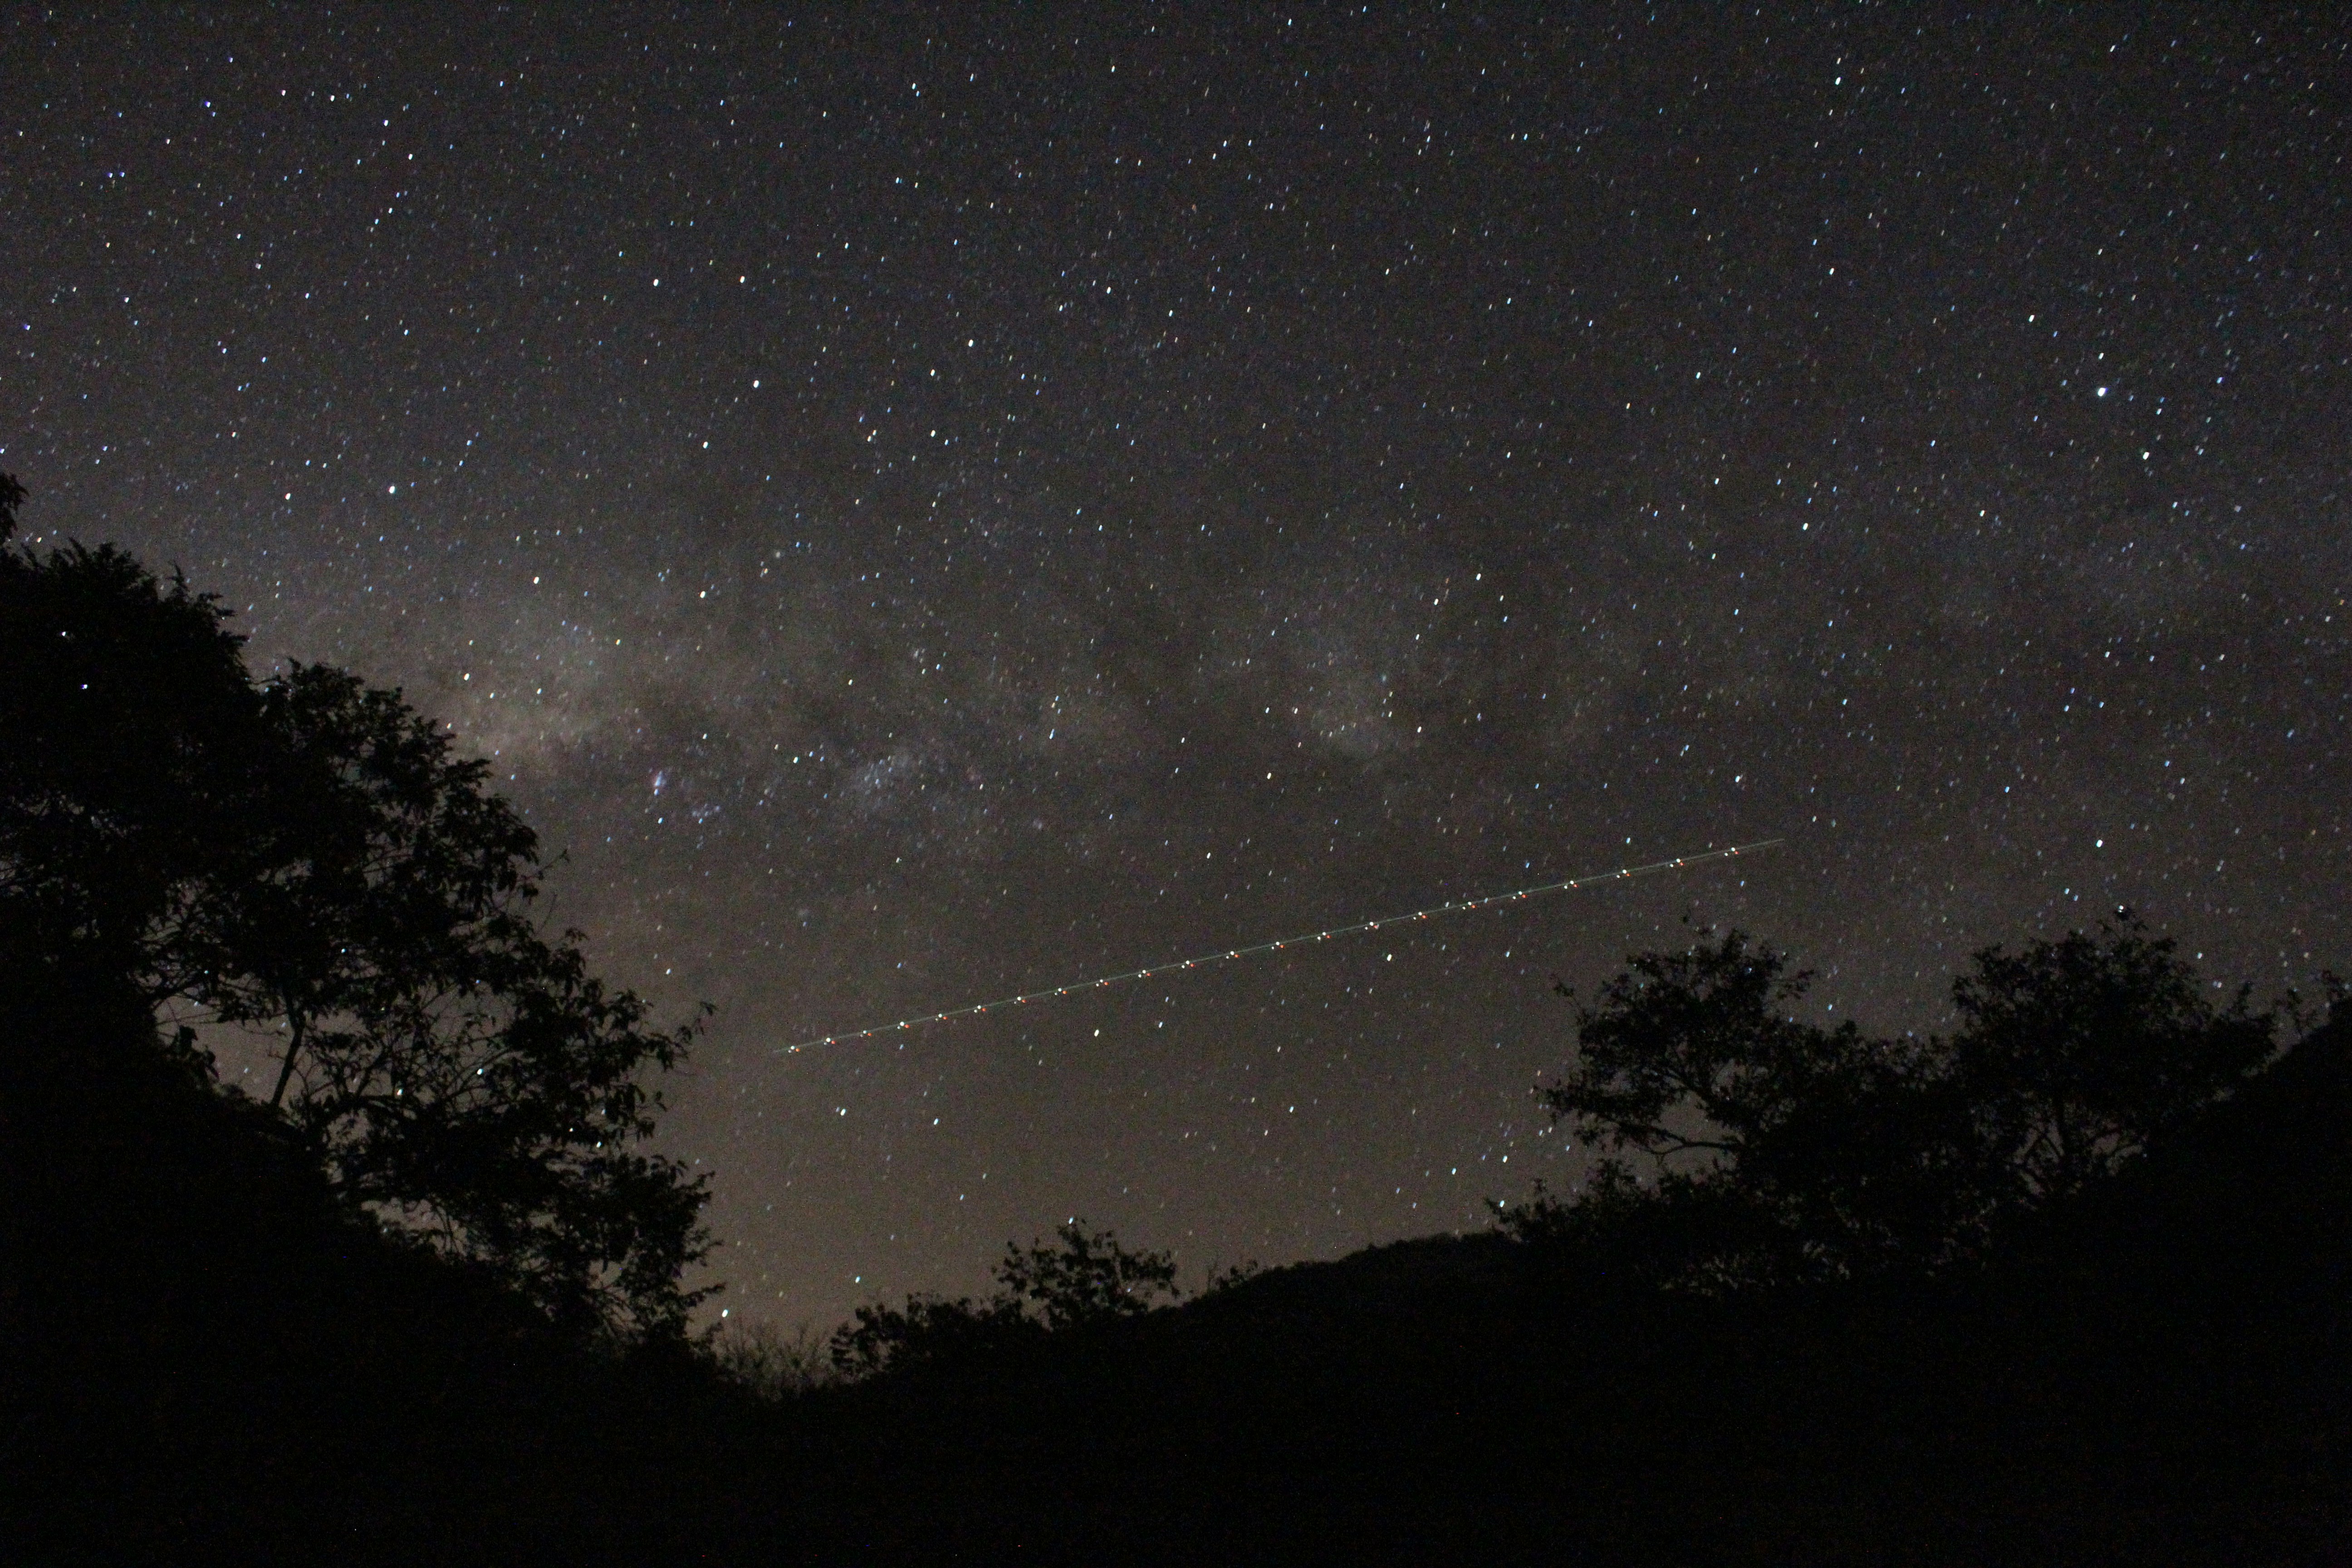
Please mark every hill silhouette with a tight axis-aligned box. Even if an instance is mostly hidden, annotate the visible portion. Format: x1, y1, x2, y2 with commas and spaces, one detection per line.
750, 1011, 2351, 1565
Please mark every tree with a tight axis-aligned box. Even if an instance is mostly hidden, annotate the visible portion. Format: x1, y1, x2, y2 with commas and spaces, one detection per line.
0, 479, 713, 1337
196, 664, 547, 1113
1510, 917, 2278, 1287
830, 1220, 1182, 1377
994, 1218, 1182, 1330
829, 1290, 1031, 1380
0, 539, 265, 993
188, 662, 717, 1335
1950, 911, 2276, 1205
1513, 930, 1980, 1280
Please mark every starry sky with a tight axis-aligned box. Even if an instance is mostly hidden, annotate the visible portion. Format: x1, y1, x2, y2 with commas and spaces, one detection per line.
6, 8, 2347, 1329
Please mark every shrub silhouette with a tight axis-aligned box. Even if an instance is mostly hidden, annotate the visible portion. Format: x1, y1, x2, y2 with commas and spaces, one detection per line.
708, 1318, 839, 1399
831, 1220, 1181, 1377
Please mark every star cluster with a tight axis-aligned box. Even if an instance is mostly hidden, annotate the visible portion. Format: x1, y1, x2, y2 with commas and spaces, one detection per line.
5, 9, 2346, 1326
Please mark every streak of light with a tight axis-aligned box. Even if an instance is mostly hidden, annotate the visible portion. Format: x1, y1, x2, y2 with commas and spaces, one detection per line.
776, 839, 1783, 1055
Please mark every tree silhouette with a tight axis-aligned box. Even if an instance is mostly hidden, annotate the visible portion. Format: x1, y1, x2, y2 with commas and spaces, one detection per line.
188, 662, 716, 1334
829, 1290, 1031, 1380
1514, 930, 1980, 1279
995, 1218, 1181, 1329
194, 664, 546, 1112
1512, 916, 2279, 1285
709, 1318, 838, 1399
830, 1220, 1181, 1376
1950, 912, 2276, 1205
0, 477, 712, 1336
0, 538, 261, 993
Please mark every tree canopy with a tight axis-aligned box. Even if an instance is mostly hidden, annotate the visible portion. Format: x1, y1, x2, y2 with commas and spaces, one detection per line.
830, 1220, 1181, 1377
1508, 916, 2280, 1285
1948, 921, 2276, 1203
0, 477, 712, 1336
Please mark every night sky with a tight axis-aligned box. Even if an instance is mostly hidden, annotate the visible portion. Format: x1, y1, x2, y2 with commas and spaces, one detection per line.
7, 9, 2346, 1329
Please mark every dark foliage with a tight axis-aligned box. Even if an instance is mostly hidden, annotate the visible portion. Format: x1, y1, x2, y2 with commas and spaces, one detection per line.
995, 1217, 1183, 1329
1504, 917, 2280, 1286
1511, 930, 1984, 1279
0, 479, 710, 1336
830, 1289, 1036, 1379
0, 541, 263, 988
1949, 916, 2278, 1203
829, 1220, 1181, 1377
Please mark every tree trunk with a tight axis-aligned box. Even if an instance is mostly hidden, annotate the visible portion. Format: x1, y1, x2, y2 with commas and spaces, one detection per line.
268, 1008, 307, 1109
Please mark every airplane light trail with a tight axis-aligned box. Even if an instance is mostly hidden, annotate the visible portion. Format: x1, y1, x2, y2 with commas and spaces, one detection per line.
777, 838, 1782, 1055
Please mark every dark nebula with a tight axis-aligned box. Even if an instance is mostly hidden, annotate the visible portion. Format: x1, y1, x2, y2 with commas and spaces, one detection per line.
6, 8, 2345, 1328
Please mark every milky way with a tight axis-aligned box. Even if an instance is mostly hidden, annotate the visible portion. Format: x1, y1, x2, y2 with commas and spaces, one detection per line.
6, 9, 2346, 1326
